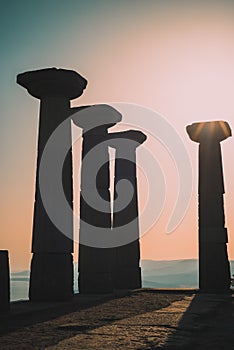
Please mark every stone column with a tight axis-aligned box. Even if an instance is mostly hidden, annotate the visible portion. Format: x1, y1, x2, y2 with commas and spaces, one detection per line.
187, 121, 231, 293
17, 68, 87, 301
109, 130, 147, 289
0, 251, 10, 312
73, 105, 122, 294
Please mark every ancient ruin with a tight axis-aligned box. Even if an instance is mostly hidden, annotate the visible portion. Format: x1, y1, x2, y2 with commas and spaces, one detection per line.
73, 105, 122, 293
187, 121, 231, 292
17, 68, 87, 300
14, 67, 233, 300
17, 68, 145, 297
110, 130, 147, 289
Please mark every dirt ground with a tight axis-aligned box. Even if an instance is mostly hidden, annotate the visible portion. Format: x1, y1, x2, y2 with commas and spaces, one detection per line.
0, 289, 233, 349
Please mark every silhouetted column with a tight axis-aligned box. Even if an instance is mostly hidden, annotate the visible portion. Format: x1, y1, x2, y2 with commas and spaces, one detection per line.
17, 68, 87, 301
110, 130, 146, 289
73, 105, 122, 293
0, 251, 10, 312
187, 121, 231, 293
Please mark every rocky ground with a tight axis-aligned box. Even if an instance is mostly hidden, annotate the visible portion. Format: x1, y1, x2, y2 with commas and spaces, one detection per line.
0, 289, 233, 349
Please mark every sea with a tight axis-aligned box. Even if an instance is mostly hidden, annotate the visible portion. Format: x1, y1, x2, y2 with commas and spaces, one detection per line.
10, 259, 234, 301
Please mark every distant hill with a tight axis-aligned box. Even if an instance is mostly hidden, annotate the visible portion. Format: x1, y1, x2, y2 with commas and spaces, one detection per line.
12, 259, 234, 280
141, 259, 199, 288
11, 271, 30, 277
10, 259, 234, 301
74, 259, 234, 289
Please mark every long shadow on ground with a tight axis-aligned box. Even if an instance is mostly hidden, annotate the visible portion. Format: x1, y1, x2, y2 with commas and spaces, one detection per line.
163, 292, 234, 350
0, 290, 189, 349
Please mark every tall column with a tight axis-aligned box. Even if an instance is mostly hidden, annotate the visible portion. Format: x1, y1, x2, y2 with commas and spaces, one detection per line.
109, 130, 147, 289
187, 121, 231, 293
17, 68, 87, 301
0, 251, 10, 312
73, 105, 122, 293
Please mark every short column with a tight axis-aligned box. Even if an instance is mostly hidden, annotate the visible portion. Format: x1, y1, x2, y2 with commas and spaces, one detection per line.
0, 251, 10, 312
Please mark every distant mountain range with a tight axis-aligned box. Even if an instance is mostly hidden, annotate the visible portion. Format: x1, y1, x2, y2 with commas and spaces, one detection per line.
141, 259, 199, 288
11, 259, 234, 295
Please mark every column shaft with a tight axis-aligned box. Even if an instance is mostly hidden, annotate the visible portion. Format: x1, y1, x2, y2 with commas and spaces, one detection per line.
198, 142, 230, 291
32, 98, 73, 253
113, 148, 141, 289
110, 130, 146, 290
30, 97, 74, 301
78, 129, 113, 293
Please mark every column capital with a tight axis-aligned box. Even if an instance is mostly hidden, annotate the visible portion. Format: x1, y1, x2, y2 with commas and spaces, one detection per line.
186, 121, 231, 143
109, 130, 147, 149
72, 104, 122, 133
17, 67, 87, 100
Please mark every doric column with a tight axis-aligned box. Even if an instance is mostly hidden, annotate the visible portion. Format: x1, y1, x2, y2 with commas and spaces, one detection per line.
0, 251, 10, 312
17, 68, 87, 301
109, 130, 147, 289
187, 121, 231, 293
73, 105, 122, 293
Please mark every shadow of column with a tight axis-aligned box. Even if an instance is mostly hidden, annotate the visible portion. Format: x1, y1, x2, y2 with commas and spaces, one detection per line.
162, 292, 234, 349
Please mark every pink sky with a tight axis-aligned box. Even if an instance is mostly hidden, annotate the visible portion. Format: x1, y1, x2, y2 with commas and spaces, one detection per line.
1, 1, 234, 270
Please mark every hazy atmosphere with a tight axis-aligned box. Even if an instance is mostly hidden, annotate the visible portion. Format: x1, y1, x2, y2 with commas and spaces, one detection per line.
1, 0, 234, 271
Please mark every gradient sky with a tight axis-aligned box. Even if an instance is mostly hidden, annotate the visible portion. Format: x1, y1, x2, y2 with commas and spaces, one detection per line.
1, 0, 234, 271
